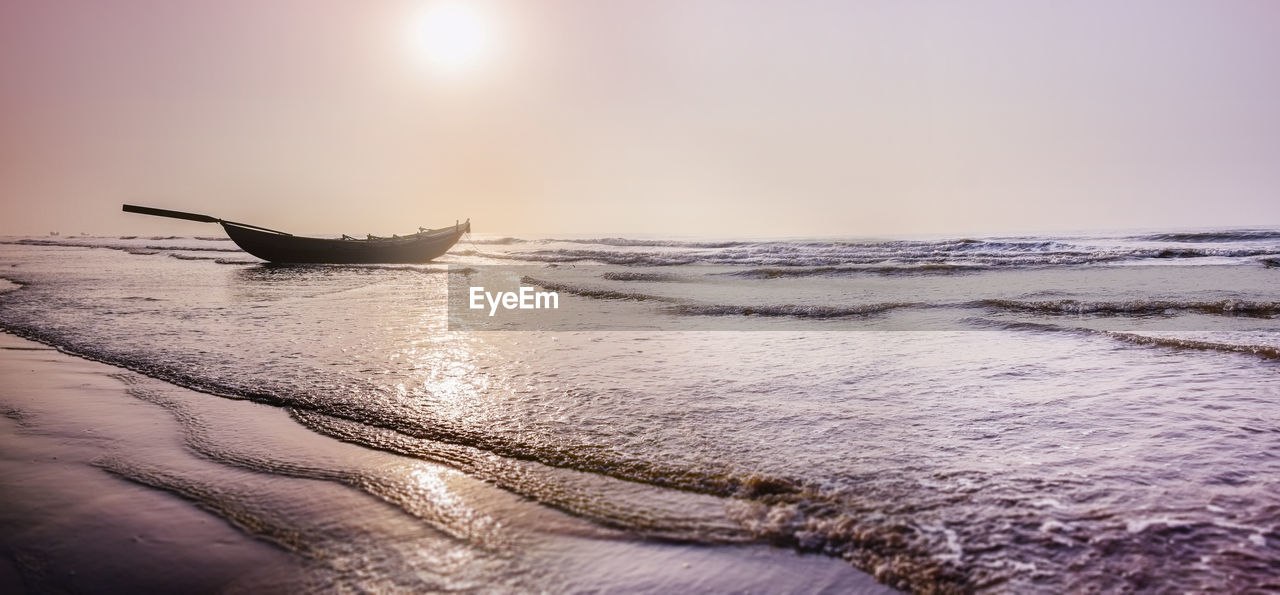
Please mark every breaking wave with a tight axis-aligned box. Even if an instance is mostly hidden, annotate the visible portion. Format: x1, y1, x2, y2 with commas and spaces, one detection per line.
1102, 332, 1280, 361
520, 276, 915, 320
969, 318, 1280, 362
725, 264, 986, 278
1132, 230, 1280, 243
499, 239, 1278, 268
503, 249, 699, 266
600, 271, 684, 282
547, 237, 751, 248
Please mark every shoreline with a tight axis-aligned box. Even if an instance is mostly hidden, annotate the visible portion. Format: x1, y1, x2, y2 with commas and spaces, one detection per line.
0, 333, 308, 592
0, 332, 891, 593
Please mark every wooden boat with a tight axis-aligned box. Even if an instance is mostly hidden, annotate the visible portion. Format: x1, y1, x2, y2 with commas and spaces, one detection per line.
123, 204, 469, 264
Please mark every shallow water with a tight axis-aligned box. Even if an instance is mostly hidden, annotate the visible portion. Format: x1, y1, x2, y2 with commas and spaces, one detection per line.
1, 230, 1278, 591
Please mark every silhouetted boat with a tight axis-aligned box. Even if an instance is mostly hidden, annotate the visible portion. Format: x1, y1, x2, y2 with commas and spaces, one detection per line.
122, 204, 469, 264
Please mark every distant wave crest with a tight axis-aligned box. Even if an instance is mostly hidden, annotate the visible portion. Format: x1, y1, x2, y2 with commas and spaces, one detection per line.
496, 236, 1279, 268
979, 299, 1280, 317
1131, 230, 1280, 243
667, 302, 913, 318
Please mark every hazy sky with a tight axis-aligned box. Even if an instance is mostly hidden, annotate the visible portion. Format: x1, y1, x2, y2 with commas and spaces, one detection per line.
2, 0, 1278, 236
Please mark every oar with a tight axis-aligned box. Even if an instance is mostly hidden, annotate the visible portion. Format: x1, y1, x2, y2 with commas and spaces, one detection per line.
122, 204, 220, 223
122, 204, 292, 236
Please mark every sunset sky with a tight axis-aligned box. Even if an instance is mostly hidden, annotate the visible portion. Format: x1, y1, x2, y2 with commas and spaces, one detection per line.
2, 0, 1278, 237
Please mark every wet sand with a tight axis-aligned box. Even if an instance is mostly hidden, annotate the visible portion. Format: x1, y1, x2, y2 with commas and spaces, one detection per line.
0, 333, 891, 593
0, 426, 305, 592
0, 336, 306, 592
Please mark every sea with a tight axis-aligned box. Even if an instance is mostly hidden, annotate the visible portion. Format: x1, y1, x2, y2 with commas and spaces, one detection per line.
1, 229, 1278, 592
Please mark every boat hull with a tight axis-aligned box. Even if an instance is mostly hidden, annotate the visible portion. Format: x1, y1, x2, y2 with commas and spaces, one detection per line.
222, 221, 469, 264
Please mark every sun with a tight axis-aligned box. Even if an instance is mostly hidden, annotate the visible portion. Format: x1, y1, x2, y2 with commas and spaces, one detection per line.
409, 2, 494, 73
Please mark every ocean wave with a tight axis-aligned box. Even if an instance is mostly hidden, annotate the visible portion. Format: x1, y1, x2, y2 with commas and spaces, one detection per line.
1132, 230, 1280, 243
117, 234, 229, 242
1102, 332, 1280, 361
468, 237, 527, 245
484, 233, 1280, 269
144, 245, 243, 253
725, 264, 986, 278
520, 276, 915, 318
10, 239, 120, 249
1143, 247, 1273, 259
501, 245, 1274, 269
519, 277, 681, 302
978, 299, 1280, 318
282, 404, 973, 592
667, 303, 912, 318
504, 248, 1056, 268
967, 318, 1280, 362
506, 249, 699, 266
725, 497, 970, 592
290, 410, 751, 543
167, 253, 220, 261
7, 238, 243, 254
548, 237, 751, 248
600, 271, 684, 282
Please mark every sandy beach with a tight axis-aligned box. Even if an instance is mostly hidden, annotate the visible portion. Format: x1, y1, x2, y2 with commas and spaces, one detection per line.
0, 331, 891, 593
0, 334, 309, 592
